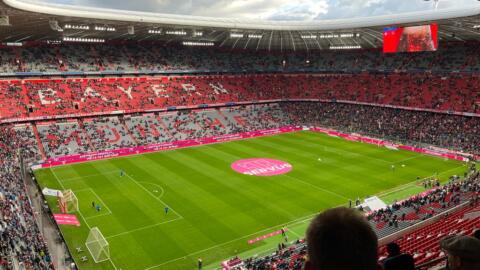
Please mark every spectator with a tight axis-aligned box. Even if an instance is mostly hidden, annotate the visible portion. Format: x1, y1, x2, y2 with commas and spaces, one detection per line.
305, 207, 378, 270
382, 242, 415, 270
440, 235, 480, 270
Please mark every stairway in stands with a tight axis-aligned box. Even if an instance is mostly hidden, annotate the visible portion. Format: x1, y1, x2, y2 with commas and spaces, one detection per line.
32, 123, 47, 160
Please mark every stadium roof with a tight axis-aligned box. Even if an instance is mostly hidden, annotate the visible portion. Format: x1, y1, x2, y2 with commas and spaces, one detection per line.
1, 0, 480, 50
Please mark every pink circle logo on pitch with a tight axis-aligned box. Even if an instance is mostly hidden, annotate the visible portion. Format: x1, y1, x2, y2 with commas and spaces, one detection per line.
231, 158, 292, 176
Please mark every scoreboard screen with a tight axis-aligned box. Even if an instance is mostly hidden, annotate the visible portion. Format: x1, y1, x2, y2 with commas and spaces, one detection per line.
383, 24, 438, 53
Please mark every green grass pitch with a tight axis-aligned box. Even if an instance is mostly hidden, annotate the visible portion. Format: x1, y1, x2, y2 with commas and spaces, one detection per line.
33, 131, 467, 270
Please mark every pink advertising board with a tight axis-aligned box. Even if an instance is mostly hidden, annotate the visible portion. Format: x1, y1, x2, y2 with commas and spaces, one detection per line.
53, 214, 80, 226
41, 127, 302, 168
38, 126, 472, 169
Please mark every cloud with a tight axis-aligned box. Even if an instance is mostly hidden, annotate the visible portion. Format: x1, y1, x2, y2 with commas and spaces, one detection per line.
318, 0, 480, 19
30, 0, 480, 21
265, 0, 329, 21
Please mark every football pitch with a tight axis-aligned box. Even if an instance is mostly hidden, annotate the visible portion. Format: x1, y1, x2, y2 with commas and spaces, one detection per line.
34, 131, 467, 270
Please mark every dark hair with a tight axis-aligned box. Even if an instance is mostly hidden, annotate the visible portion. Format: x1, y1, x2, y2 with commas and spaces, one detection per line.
386, 242, 401, 256
474, 229, 480, 240
306, 207, 378, 270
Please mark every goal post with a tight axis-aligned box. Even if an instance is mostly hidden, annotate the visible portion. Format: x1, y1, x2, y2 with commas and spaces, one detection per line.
86, 227, 110, 263
58, 189, 78, 213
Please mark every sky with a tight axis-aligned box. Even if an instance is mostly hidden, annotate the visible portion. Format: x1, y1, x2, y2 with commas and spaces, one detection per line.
30, 0, 480, 21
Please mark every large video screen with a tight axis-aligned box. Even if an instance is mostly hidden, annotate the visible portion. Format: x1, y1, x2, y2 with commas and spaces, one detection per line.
383, 24, 438, 53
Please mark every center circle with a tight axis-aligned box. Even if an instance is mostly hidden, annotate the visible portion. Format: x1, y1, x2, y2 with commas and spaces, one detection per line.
231, 158, 293, 176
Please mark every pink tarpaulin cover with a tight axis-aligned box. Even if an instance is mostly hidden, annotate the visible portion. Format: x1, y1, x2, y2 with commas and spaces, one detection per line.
53, 214, 80, 226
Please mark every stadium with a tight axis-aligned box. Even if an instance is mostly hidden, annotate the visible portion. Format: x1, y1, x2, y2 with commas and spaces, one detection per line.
0, 0, 479, 269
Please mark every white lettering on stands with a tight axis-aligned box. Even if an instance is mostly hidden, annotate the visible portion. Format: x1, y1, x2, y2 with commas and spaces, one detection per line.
81, 87, 108, 102
152, 84, 169, 98
117, 86, 133, 99
209, 83, 229, 95
38, 88, 61, 105
181, 84, 201, 96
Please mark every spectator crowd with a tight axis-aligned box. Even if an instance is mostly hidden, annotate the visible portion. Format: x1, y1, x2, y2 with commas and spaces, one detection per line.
0, 41, 480, 74
0, 72, 479, 121
0, 125, 53, 269
283, 102, 480, 155
226, 170, 480, 270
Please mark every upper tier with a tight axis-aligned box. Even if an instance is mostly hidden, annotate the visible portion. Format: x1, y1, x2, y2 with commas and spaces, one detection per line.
1, 42, 480, 75
0, 73, 479, 121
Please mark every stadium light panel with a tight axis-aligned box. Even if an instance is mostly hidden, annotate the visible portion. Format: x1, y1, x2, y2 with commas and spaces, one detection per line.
318, 33, 356, 39
248, 34, 263, 39
193, 31, 203, 37
63, 37, 105, 43
230, 33, 244, 38
95, 26, 116, 32
473, 25, 480, 29
5, 42, 22, 47
64, 24, 89, 30
148, 29, 162, 34
301, 35, 317, 39
182, 41, 214, 46
166, 30, 187, 35
329, 45, 361, 50
46, 40, 62, 44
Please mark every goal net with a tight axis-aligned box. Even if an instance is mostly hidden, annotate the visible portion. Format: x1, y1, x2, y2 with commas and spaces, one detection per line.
86, 227, 110, 263
58, 189, 78, 213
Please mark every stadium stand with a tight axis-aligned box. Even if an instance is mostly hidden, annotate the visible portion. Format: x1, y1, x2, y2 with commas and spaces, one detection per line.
34, 104, 290, 158
82, 116, 136, 151
0, 74, 480, 121
0, 41, 479, 270
37, 120, 93, 158
282, 102, 480, 155
0, 42, 480, 73
1, 73, 478, 121
242, 240, 307, 270
0, 125, 53, 270
224, 171, 479, 270
22, 101, 477, 159
369, 172, 480, 238
12, 123, 44, 162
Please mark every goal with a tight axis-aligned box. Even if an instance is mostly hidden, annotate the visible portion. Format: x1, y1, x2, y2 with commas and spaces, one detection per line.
58, 189, 78, 213
85, 227, 110, 263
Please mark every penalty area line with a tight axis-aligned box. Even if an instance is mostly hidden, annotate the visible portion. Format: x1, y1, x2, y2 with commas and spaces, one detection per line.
105, 217, 183, 240
50, 169, 119, 270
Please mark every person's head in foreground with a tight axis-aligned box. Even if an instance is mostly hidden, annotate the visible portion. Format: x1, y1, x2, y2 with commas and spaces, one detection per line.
473, 229, 480, 240
386, 242, 401, 257
441, 235, 480, 270
306, 207, 378, 270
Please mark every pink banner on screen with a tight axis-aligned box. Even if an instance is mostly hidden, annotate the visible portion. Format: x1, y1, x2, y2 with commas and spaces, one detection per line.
53, 214, 80, 226
41, 126, 303, 168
